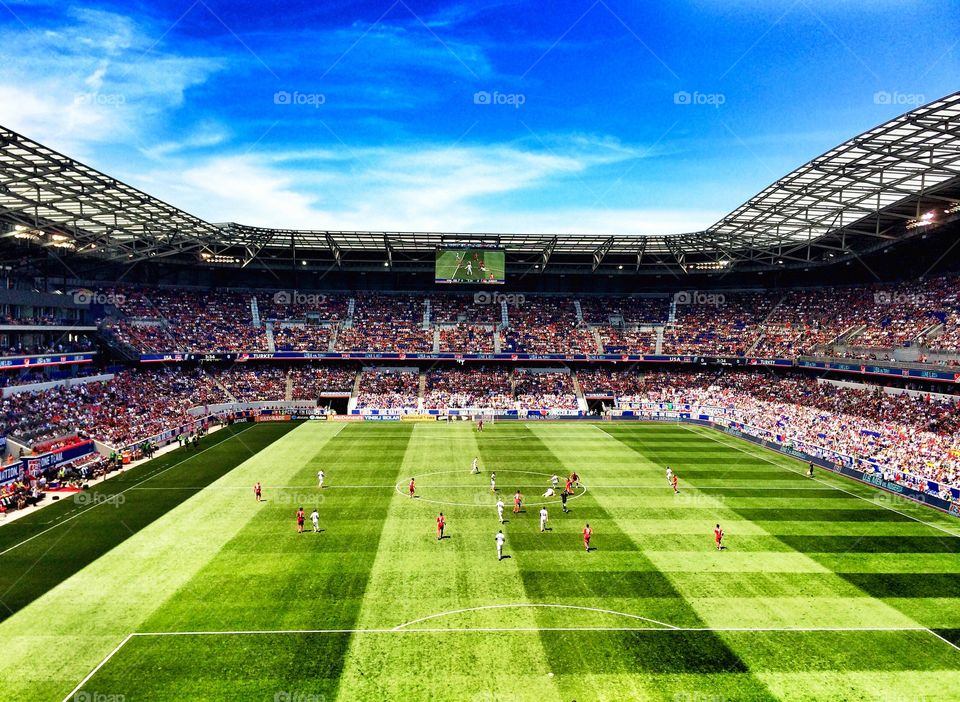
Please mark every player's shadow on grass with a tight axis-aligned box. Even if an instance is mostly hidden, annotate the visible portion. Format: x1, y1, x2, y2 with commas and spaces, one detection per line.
438, 535, 451, 540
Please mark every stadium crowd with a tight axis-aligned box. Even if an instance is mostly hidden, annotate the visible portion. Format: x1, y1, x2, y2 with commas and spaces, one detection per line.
423, 366, 513, 409
290, 365, 357, 401
514, 370, 578, 409
356, 369, 419, 408
614, 369, 960, 494
93, 276, 960, 362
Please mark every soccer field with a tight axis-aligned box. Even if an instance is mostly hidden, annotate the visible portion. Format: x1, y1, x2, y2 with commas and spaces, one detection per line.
2, 421, 960, 701
435, 249, 505, 283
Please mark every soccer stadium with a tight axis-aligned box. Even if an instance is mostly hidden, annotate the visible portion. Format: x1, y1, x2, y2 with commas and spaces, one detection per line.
1, 3, 960, 701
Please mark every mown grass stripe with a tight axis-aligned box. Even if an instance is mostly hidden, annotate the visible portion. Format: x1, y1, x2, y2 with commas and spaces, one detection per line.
498, 423, 776, 701
0, 424, 296, 621
83, 423, 419, 702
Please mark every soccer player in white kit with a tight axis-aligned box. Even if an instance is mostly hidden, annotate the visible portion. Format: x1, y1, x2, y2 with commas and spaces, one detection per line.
496, 530, 505, 560
496, 497, 505, 523
542, 488, 555, 497
466, 262, 473, 276
490, 472, 497, 492
539, 506, 548, 532
318, 470, 325, 488
665, 467, 673, 486
471, 457, 479, 474
310, 508, 320, 532
551, 474, 559, 489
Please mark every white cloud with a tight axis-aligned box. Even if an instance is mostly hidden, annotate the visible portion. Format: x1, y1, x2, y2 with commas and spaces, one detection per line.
127, 139, 719, 235
0, 8, 222, 155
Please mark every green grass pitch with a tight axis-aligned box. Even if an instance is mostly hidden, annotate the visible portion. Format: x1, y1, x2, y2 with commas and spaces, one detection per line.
2, 421, 960, 701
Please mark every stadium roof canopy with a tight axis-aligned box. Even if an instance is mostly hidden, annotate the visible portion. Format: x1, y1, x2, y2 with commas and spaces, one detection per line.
1, 91, 959, 276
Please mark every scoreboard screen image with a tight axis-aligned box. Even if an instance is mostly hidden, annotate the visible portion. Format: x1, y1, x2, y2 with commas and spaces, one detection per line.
435, 247, 506, 284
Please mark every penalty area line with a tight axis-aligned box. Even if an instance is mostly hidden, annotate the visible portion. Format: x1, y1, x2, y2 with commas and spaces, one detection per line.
119, 625, 935, 637
61, 633, 135, 702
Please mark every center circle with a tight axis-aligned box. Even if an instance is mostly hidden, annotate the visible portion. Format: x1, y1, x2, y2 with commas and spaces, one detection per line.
395, 469, 587, 508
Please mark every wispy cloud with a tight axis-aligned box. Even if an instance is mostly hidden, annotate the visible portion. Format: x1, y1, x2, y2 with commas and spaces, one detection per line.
0, 7, 222, 155
129, 136, 713, 234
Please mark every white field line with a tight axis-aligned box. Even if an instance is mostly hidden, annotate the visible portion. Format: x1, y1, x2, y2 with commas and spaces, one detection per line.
928, 629, 960, 652
1, 425, 257, 558
683, 425, 960, 539
118, 625, 938, 636
391, 603, 680, 631
127, 484, 838, 491
61, 632, 135, 702
63, 621, 957, 697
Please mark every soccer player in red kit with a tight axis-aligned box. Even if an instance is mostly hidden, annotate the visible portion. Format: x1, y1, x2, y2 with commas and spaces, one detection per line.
436, 512, 446, 540
714, 524, 724, 551
564, 477, 573, 495
254, 482, 262, 502
409, 478, 416, 498
296, 507, 305, 534
583, 523, 592, 552
513, 490, 523, 514
671, 473, 679, 494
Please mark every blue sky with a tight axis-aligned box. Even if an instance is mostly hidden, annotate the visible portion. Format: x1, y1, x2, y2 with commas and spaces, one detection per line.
0, 0, 957, 234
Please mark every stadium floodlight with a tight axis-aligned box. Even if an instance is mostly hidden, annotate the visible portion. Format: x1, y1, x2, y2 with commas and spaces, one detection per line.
906, 211, 936, 230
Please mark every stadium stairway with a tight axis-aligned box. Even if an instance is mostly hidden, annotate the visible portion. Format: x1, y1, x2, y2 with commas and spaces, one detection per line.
920, 321, 945, 345
418, 370, 426, 410
209, 370, 237, 402
349, 370, 362, 412
591, 326, 603, 353
745, 332, 764, 356
570, 370, 588, 412
265, 321, 276, 352
285, 371, 293, 401
345, 298, 356, 328
574, 299, 584, 323
432, 326, 441, 352
835, 323, 868, 346
251, 296, 261, 328
655, 325, 664, 354
423, 298, 431, 329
